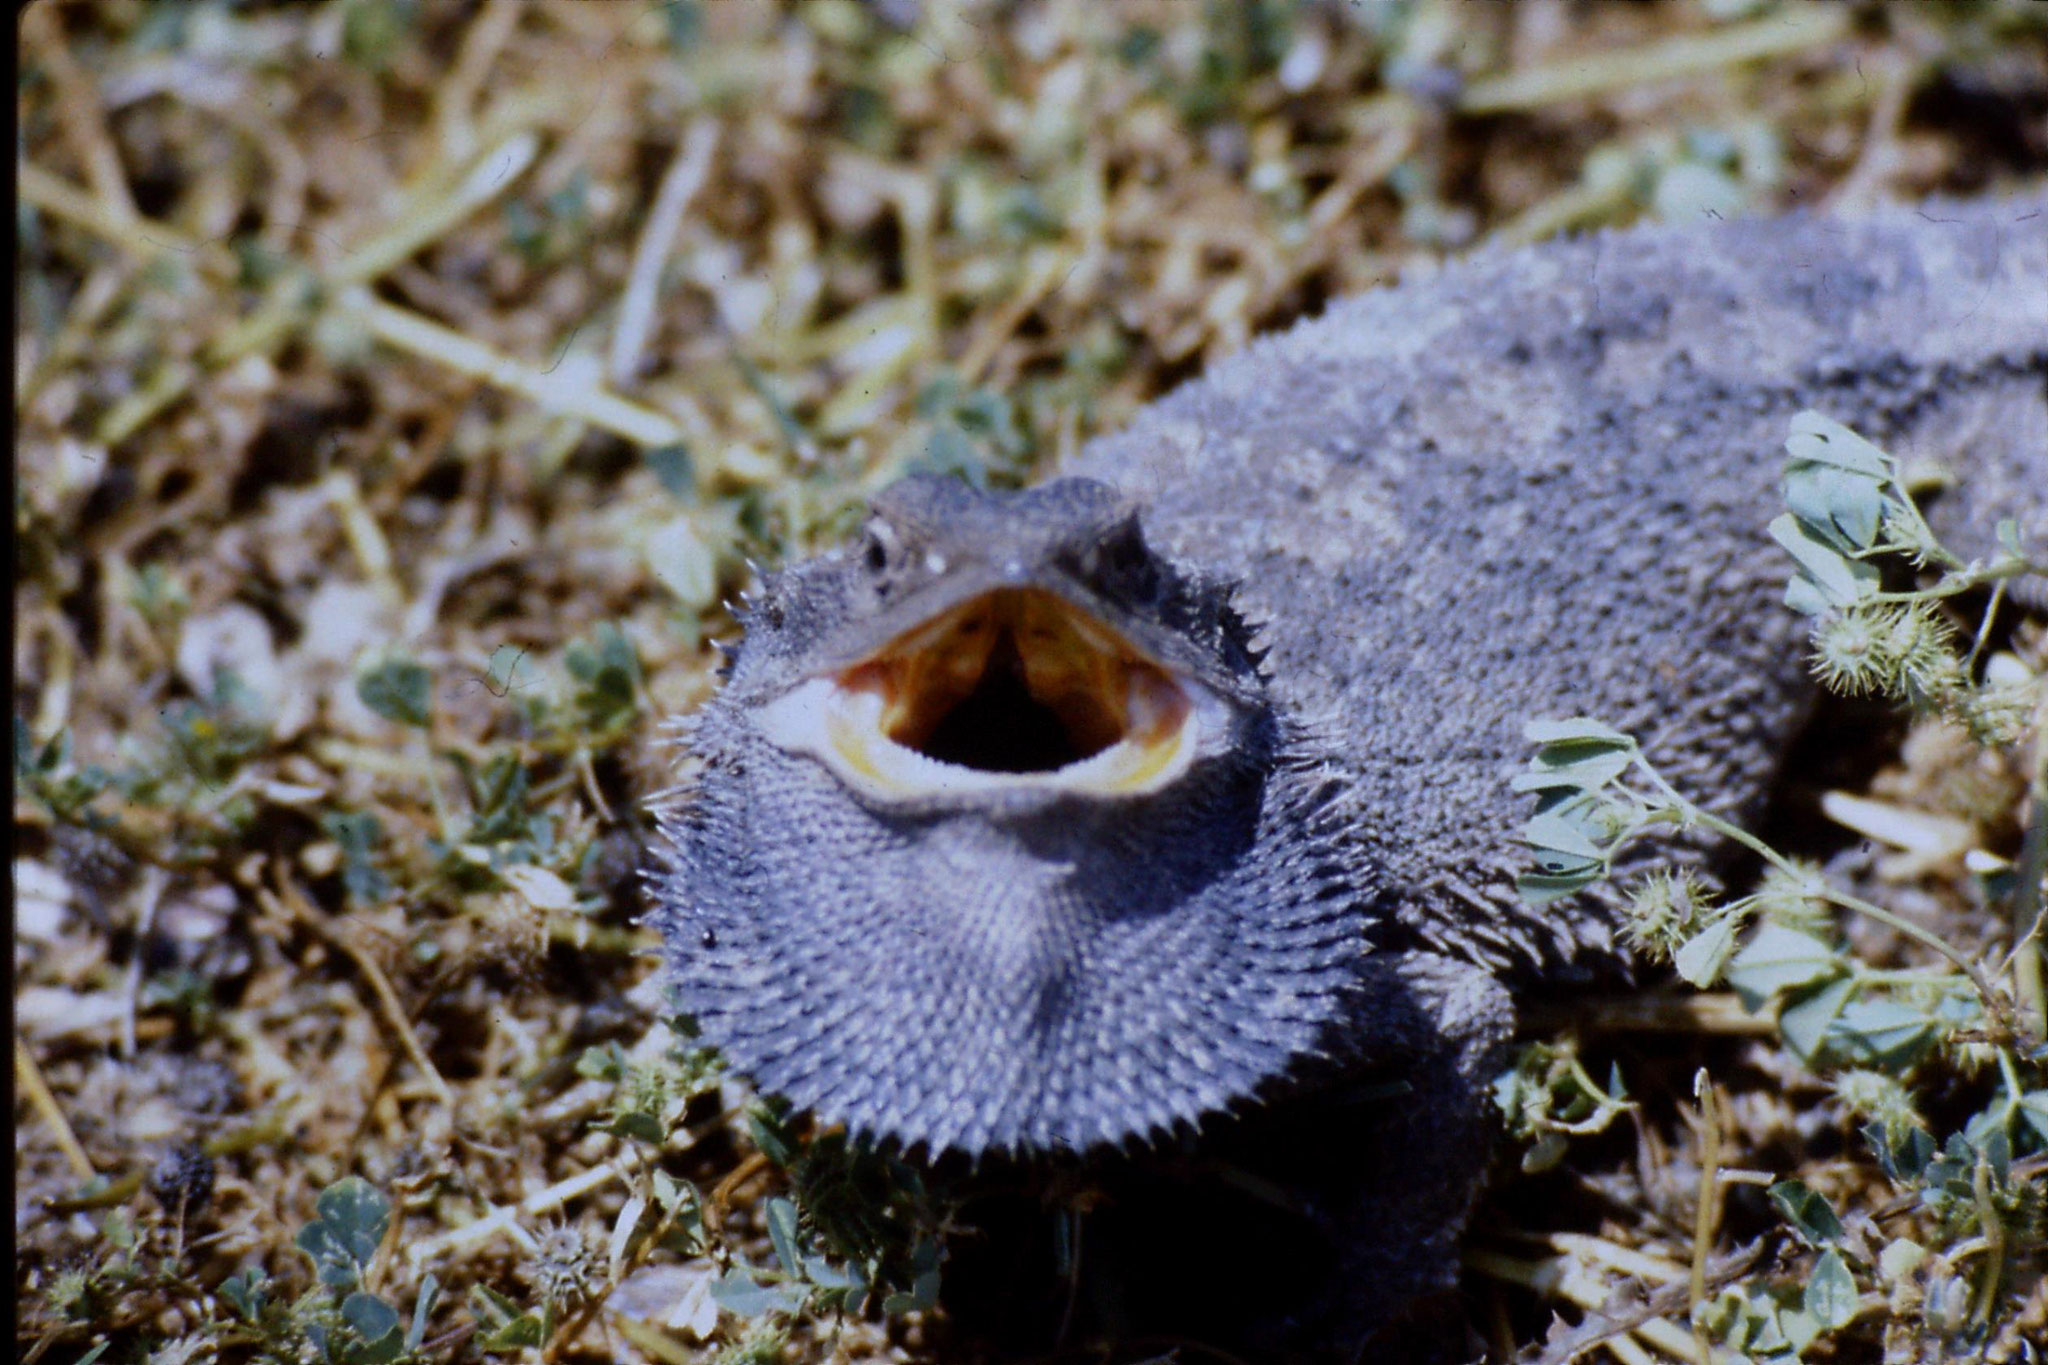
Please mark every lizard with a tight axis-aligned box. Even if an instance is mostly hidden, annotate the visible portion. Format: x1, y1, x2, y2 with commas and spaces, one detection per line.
648, 193, 2048, 1352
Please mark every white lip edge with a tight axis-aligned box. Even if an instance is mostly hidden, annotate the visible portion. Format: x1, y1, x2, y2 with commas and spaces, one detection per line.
755, 674, 1231, 800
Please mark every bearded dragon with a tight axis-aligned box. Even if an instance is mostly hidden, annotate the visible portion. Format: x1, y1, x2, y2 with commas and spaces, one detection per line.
649, 194, 2047, 1350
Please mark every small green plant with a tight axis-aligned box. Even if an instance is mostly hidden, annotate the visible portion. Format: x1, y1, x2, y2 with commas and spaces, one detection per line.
1514, 717, 2002, 1048
1491, 1039, 1636, 1174
575, 1017, 724, 1146
146, 668, 272, 798
42, 1205, 142, 1329
431, 751, 556, 889
910, 373, 1035, 490
208, 1178, 437, 1365
647, 443, 697, 500
451, 1022, 726, 1354
16, 718, 115, 826
1504, 410, 2045, 1359
466, 1225, 600, 1353
564, 622, 642, 740
323, 811, 392, 904
1771, 409, 2045, 741
128, 562, 191, 631
356, 657, 433, 731
712, 1105, 944, 1324
290, 1176, 440, 1365
338, 0, 420, 71
502, 170, 592, 268
577, 1022, 938, 1335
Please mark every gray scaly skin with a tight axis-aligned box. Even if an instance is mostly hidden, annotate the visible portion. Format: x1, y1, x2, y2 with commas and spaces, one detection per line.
650, 194, 2047, 1342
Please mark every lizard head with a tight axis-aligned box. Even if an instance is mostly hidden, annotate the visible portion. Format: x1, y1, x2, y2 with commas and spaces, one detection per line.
650, 476, 1363, 1156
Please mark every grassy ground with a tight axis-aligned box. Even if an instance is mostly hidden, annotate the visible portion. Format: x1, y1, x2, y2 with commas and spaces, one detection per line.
15, 1, 2048, 1361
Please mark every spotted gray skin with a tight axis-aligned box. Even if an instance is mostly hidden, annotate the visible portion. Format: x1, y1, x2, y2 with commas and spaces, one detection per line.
651, 195, 2046, 1333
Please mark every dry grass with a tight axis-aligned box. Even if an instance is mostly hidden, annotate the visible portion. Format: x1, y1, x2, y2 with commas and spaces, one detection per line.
15, 1, 2048, 1362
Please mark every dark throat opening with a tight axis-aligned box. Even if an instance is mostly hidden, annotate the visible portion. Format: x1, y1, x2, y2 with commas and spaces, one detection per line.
913, 634, 1106, 773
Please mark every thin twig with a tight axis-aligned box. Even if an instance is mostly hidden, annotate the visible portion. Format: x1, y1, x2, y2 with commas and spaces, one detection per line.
432, 0, 526, 164
265, 875, 455, 1110
22, 5, 139, 222
1460, 6, 1849, 115
14, 1038, 97, 1183
1689, 1075, 1722, 1365
610, 121, 720, 388
120, 866, 168, 1061
342, 289, 686, 447
707, 1150, 774, 1232
407, 1161, 620, 1264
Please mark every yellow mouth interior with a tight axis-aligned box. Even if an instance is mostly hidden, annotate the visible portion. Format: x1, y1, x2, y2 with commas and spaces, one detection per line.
758, 588, 1221, 799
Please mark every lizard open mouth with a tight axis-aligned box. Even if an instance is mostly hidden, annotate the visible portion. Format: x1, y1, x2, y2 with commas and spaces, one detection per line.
758, 587, 1225, 800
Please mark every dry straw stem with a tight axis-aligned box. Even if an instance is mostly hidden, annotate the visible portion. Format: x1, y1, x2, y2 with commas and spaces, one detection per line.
21, 3, 139, 223
1549, 1233, 1689, 1289
610, 120, 722, 388
23, 129, 692, 453
1466, 1245, 1702, 1365
321, 468, 404, 604
17, 158, 198, 263
1459, 4, 1849, 115
430, 0, 528, 164
14, 1038, 97, 1183
259, 877, 454, 1112
342, 289, 685, 447
1688, 1074, 1725, 1364
406, 1160, 621, 1265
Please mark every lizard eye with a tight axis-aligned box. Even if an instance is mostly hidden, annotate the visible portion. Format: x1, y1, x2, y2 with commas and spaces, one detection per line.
860, 520, 897, 575
757, 587, 1227, 799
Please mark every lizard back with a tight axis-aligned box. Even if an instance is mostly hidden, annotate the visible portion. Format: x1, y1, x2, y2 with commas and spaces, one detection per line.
1067, 195, 2048, 971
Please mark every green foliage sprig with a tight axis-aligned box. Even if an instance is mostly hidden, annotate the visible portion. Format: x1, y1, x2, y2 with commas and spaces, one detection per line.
214, 1177, 439, 1365
1772, 410, 2047, 741
712, 1105, 944, 1325
1507, 410, 2046, 1359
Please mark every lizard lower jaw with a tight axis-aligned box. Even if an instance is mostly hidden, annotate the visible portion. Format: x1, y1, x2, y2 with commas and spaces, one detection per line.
757, 587, 1227, 800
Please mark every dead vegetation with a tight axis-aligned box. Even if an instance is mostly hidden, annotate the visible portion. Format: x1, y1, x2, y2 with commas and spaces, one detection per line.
15, 1, 2048, 1361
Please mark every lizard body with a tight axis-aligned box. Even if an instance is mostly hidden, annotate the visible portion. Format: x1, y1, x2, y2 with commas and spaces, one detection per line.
650, 194, 2047, 1348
